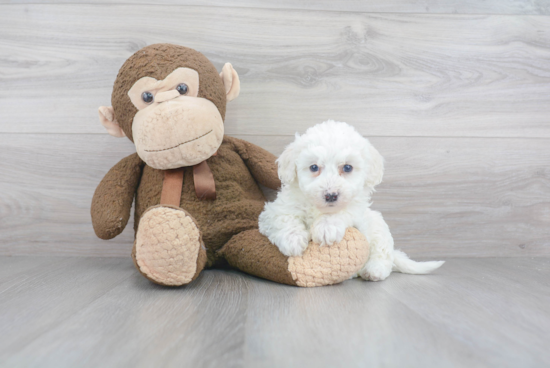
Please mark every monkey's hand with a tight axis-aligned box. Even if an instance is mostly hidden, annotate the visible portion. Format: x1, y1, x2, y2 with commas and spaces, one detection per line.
226, 136, 281, 190
91, 153, 144, 239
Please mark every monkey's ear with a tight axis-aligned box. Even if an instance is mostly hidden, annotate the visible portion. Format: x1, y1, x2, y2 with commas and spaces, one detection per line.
219, 63, 240, 102
98, 106, 126, 138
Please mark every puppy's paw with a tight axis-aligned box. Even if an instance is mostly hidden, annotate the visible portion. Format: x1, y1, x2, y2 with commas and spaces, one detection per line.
360, 259, 392, 281
311, 221, 346, 246
278, 230, 310, 257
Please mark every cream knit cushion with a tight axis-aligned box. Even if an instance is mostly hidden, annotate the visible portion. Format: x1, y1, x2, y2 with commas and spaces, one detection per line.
288, 228, 369, 287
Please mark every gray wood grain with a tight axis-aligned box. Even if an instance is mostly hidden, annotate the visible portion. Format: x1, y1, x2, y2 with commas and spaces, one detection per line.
1, 133, 549, 258
377, 257, 550, 367
0, 134, 137, 257
242, 272, 489, 368
0, 257, 133, 359
1, 5, 549, 137
1, 256, 549, 367
1, 0, 548, 15
1, 260, 250, 367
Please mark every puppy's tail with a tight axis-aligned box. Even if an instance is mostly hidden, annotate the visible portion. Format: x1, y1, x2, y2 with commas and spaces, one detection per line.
392, 250, 445, 274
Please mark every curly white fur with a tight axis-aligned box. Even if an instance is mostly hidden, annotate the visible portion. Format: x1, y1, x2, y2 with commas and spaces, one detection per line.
259, 120, 444, 281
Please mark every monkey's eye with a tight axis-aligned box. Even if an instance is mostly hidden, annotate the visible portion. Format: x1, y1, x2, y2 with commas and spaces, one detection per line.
343, 164, 353, 173
176, 83, 189, 95
141, 92, 154, 104
310, 164, 319, 172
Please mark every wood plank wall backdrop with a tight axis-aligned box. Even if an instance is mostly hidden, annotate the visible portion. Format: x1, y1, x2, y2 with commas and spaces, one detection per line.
0, 1, 549, 258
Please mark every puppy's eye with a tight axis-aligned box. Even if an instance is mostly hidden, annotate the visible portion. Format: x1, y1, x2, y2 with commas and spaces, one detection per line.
141, 92, 154, 103
310, 164, 319, 172
176, 83, 188, 95
343, 164, 353, 173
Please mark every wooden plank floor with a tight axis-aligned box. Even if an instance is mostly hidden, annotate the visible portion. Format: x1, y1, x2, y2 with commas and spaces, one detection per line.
1, 256, 549, 367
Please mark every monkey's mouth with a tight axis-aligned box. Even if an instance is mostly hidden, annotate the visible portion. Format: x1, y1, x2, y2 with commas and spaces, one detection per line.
144, 130, 213, 152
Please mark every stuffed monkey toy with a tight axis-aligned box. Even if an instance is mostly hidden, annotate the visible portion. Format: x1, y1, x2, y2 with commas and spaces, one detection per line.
91, 44, 368, 287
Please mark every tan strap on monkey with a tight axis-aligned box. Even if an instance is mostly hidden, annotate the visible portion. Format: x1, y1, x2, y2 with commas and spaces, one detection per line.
160, 168, 185, 206
193, 161, 216, 200
160, 161, 216, 205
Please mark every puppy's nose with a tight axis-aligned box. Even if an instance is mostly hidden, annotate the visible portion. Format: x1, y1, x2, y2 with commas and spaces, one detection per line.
325, 193, 338, 203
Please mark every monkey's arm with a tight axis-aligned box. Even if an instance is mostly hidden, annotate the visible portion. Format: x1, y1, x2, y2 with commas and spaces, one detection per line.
225, 136, 281, 190
91, 153, 144, 239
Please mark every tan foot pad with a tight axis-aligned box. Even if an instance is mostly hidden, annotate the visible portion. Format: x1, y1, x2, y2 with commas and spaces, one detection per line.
134, 206, 205, 286
288, 228, 369, 287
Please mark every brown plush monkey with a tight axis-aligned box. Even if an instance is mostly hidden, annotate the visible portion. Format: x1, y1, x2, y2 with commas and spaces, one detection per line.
92, 44, 368, 287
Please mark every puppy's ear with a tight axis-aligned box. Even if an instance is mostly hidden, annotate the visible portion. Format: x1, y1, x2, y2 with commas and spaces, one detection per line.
364, 142, 384, 190
277, 135, 300, 185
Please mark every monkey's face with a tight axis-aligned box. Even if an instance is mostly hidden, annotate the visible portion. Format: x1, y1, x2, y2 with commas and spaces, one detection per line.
99, 44, 240, 169
128, 67, 224, 169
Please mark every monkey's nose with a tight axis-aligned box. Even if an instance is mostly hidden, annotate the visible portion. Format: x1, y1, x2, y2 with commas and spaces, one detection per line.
325, 193, 338, 203
155, 90, 180, 103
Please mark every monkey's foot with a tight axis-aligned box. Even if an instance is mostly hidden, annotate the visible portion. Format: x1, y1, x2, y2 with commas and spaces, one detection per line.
288, 228, 369, 287
220, 228, 369, 287
132, 205, 207, 286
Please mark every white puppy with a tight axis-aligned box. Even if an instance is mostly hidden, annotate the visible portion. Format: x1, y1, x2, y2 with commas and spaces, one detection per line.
259, 120, 444, 281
